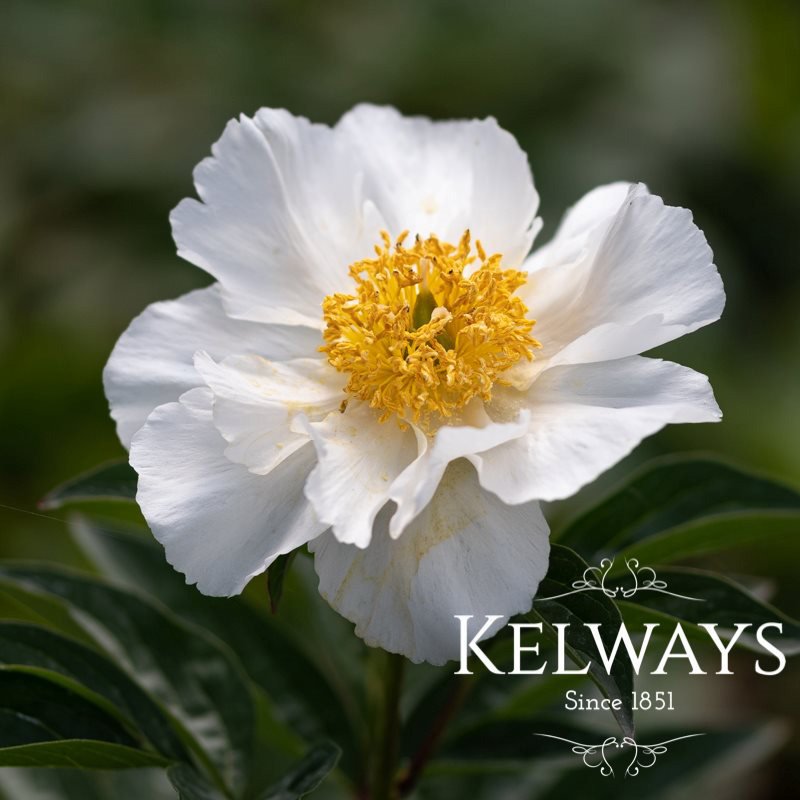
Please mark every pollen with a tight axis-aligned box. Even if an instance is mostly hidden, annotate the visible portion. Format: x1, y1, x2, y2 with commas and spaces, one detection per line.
321, 230, 540, 428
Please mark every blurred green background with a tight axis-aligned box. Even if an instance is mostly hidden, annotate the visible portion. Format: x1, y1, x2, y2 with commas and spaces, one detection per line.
1, 0, 798, 796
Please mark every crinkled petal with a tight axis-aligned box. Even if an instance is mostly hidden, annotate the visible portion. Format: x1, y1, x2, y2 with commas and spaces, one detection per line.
130, 388, 325, 596
337, 104, 541, 266
301, 403, 418, 548
310, 459, 550, 664
517, 183, 724, 385
195, 353, 345, 475
104, 285, 320, 448
171, 108, 387, 327
385, 407, 531, 539
476, 356, 722, 504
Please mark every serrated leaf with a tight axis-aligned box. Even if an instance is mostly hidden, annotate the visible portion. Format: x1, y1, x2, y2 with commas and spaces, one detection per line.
70, 518, 363, 780
40, 462, 137, 510
256, 742, 340, 800
0, 622, 189, 763
531, 545, 634, 737
0, 564, 255, 797
557, 456, 800, 560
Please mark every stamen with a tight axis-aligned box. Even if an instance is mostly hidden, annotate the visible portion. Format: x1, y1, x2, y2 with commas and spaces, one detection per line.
321, 231, 540, 429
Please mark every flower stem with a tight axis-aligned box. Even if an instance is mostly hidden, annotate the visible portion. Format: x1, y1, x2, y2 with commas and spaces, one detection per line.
372, 652, 405, 800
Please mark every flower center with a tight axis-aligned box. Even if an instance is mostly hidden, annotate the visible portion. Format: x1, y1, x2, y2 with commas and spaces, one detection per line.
321, 230, 540, 427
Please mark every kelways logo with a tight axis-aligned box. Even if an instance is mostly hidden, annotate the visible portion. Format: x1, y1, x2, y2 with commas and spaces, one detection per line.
452, 556, 791, 779
454, 558, 788, 676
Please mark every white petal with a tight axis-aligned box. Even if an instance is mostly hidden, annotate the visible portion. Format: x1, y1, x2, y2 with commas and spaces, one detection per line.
525, 181, 633, 274
337, 104, 541, 266
476, 357, 722, 504
301, 403, 418, 548
170, 109, 387, 327
130, 388, 325, 596
104, 285, 321, 448
310, 459, 550, 664
170, 105, 540, 328
519, 184, 725, 383
194, 353, 345, 475
387, 409, 530, 539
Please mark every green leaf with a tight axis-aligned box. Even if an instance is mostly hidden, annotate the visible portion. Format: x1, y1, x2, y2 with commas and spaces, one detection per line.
616, 510, 800, 568
1, 665, 150, 745
238, 690, 307, 799
70, 519, 364, 780
0, 622, 189, 763
0, 669, 138, 748
0, 582, 98, 646
0, 564, 255, 797
40, 462, 137, 510
167, 764, 228, 800
267, 552, 297, 615
0, 670, 169, 770
617, 567, 800, 655
0, 741, 169, 770
530, 545, 634, 737
256, 742, 340, 800
557, 455, 800, 560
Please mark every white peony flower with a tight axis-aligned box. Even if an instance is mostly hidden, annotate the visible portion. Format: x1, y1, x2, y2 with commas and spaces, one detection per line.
104, 105, 724, 665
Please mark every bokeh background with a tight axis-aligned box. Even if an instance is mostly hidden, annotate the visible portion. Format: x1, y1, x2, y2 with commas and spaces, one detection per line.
1, 1, 798, 797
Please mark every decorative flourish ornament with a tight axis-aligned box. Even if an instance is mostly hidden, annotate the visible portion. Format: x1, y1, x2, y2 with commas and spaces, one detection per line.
536, 732, 705, 777
540, 557, 705, 602
105, 105, 724, 664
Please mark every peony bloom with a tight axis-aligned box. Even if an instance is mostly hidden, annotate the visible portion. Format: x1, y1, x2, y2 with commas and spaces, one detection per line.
104, 105, 724, 664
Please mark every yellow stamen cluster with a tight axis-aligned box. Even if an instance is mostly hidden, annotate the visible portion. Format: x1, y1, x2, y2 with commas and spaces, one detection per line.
321, 230, 540, 428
